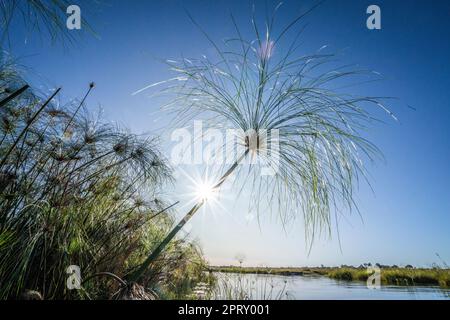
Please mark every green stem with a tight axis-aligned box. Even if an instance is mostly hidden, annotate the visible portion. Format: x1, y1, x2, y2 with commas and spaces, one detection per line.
0, 88, 61, 168
0, 85, 29, 108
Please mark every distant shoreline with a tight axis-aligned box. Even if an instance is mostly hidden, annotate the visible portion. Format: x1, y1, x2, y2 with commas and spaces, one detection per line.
209, 266, 450, 288
209, 266, 328, 276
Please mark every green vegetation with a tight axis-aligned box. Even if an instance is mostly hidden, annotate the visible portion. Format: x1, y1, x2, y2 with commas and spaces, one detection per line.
210, 266, 326, 276
211, 266, 450, 289
2, 2, 443, 300
0, 60, 209, 299
328, 267, 450, 288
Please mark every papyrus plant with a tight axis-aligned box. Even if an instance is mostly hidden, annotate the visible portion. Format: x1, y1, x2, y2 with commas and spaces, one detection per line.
0, 58, 208, 299
129, 5, 395, 282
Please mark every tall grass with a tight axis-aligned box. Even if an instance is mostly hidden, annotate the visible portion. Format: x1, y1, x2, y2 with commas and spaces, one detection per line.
0, 59, 207, 299
328, 267, 450, 288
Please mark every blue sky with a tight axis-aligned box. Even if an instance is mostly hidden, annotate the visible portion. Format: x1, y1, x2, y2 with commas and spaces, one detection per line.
7, 0, 450, 267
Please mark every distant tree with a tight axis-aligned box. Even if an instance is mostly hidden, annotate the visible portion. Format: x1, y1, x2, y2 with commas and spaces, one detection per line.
235, 253, 246, 267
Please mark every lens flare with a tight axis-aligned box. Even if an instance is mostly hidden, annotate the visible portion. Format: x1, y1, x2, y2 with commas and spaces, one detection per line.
177, 166, 232, 218
194, 181, 216, 202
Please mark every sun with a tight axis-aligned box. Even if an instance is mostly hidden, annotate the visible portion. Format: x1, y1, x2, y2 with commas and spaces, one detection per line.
176, 166, 231, 218
194, 181, 217, 202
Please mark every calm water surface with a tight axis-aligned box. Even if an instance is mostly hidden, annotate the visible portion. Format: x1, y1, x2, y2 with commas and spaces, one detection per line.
213, 272, 450, 300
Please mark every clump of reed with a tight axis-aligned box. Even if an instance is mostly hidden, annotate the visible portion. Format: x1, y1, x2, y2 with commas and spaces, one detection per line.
0, 60, 207, 299
327, 267, 450, 288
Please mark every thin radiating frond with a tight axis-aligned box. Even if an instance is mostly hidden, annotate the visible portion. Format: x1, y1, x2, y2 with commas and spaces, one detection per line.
145, 5, 395, 243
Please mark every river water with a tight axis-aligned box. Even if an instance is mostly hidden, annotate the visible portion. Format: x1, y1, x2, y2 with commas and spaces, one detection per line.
212, 272, 450, 300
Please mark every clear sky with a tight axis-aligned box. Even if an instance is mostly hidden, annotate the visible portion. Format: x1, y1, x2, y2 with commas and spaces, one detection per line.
7, 0, 450, 267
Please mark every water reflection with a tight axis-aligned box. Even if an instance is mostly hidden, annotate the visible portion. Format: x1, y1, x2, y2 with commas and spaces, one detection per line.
212, 272, 450, 300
